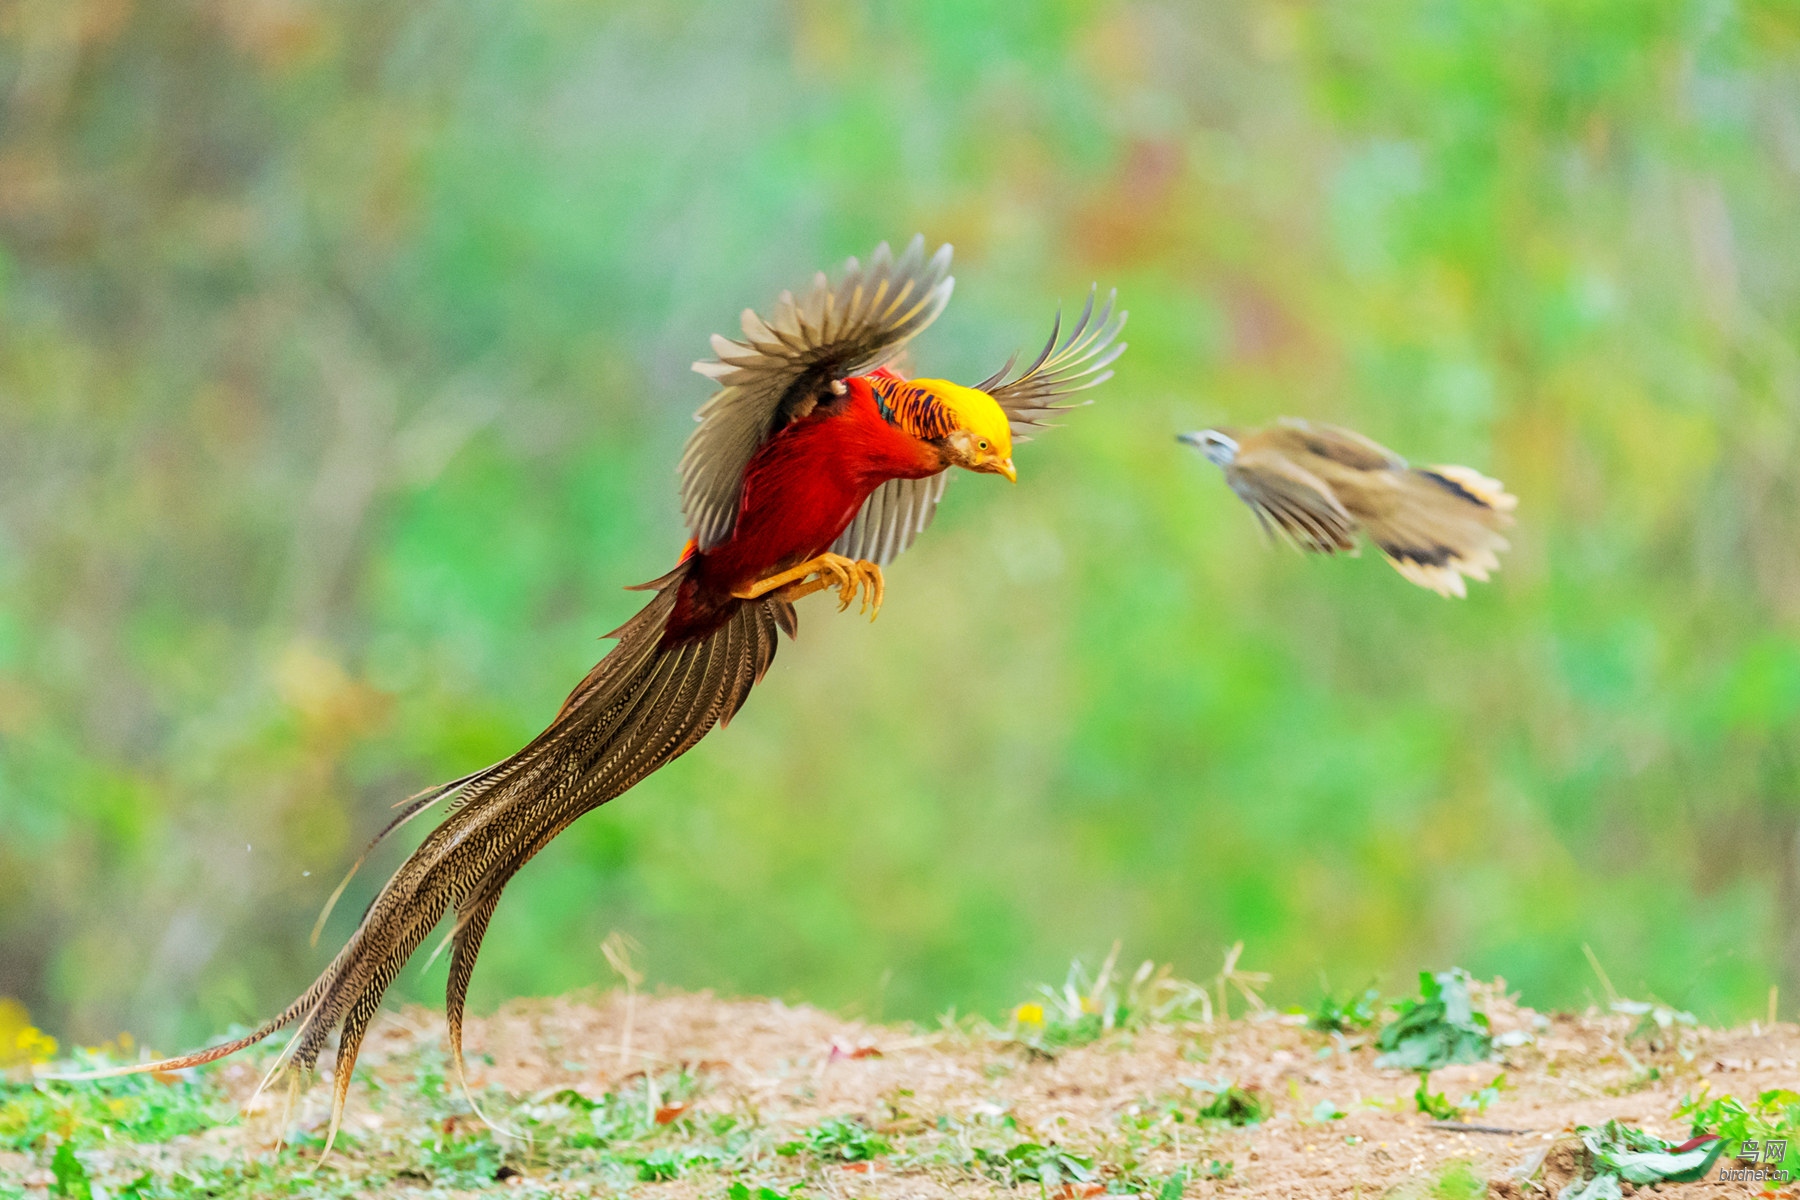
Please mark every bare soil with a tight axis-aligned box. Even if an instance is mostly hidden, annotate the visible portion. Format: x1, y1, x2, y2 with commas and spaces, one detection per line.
202, 981, 1800, 1198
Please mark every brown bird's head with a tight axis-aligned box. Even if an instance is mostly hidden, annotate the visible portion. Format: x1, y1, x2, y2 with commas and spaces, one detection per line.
1177, 428, 1239, 468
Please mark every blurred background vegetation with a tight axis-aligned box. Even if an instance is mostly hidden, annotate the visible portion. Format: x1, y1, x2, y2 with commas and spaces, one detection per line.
3, 0, 1799, 1051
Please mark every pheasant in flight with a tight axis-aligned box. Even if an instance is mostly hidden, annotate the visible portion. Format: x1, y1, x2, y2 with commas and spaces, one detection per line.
1180, 420, 1516, 597
92, 238, 1126, 1143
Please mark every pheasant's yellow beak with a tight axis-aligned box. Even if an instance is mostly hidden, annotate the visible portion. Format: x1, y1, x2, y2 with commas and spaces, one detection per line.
992, 457, 1017, 483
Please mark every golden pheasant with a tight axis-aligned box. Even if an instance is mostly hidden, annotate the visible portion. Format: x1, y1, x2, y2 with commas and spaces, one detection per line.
1179, 420, 1516, 596
82, 238, 1126, 1146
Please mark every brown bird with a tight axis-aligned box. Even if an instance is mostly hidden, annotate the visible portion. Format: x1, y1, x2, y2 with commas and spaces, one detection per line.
1178, 419, 1517, 597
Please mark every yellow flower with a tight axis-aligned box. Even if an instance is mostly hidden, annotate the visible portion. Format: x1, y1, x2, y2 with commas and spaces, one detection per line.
0, 998, 57, 1069
1012, 1002, 1045, 1026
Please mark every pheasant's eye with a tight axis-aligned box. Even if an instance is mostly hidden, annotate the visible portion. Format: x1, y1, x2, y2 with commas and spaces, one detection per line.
977, 439, 989, 451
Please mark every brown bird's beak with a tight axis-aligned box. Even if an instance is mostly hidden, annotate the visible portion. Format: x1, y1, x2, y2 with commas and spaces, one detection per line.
984, 456, 1017, 483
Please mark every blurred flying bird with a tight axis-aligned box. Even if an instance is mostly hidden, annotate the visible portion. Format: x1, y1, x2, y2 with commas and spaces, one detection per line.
1178, 420, 1516, 597
80, 237, 1125, 1148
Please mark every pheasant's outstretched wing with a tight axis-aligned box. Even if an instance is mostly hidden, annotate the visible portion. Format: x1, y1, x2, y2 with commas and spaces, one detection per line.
828, 472, 950, 565
977, 285, 1128, 440
828, 286, 1128, 566
683, 236, 954, 549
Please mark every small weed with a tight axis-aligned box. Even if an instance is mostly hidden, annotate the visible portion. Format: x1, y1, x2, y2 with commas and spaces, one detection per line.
633, 1146, 723, 1181
1561, 1119, 1728, 1198
1378, 969, 1492, 1119
1310, 1099, 1347, 1122
1429, 1159, 1486, 1200
1202, 1158, 1234, 1179
777, 1115, 890, 1162
412, 1128, 508, 1189
1413, 1078, 1461, 1121
1309, 985, 1381, 1034
728, 1184, 805, 1200
1008, 947, 1218, 1054
48, 1142, 88, 1199
1186, 1080, 1269, 1126
1676, 1087, 1800, 1173
1460, 1073, 1506, 1115
1376, 969, 1492, 1073
1615, 998, 1697, 1051
975, 1141, 1094, 1186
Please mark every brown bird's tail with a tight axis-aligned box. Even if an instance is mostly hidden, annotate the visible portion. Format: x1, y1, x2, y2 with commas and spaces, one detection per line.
65, 561, 793, 1146
1360, 464, 1518, 597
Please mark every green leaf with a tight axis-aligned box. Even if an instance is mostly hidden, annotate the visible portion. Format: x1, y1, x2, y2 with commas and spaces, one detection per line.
1559, 1174, 1623, 1200
1572, 1120, 1730, 1191
1413, 1078, 1461, 1120
1309, 986, 1382, 1033
976, 1142, 1095, 1186
1186, 1080, 1269, 1125
785, 1115, 890, 1162
49, 1142, 88, 1199
1376, 969, 1493, 1072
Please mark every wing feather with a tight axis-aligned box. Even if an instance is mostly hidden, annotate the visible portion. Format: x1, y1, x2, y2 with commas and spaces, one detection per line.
829, 472, 951, 567
1224, 449, 1359, 554
1271, 418, 1407, 471
977, 285, 1128, 439
683, 237, 955, 549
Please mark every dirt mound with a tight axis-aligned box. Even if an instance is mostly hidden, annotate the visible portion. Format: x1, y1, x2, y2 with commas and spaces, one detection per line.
8, 981, 1798, 1197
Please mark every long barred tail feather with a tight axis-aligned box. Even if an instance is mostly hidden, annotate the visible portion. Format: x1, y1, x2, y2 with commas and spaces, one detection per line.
307, 766, 500, 947
56, 563, 794, 1154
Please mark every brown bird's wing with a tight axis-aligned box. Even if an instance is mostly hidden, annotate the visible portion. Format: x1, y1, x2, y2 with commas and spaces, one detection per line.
1223, 443, 1360, 554
1265, 418, 1407, 471
978, 285, 1128, 440
1259, 420, 1517, 597
683, 236, 954, 550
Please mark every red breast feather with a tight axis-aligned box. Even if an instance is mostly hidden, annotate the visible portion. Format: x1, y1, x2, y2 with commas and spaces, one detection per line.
665, 382, 940, 642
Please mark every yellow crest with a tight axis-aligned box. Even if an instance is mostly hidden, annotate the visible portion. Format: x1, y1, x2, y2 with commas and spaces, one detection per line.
900, 378, 1013, 458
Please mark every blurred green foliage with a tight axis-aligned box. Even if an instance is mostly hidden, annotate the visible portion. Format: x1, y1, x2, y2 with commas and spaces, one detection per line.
2, 0, 1799, 1050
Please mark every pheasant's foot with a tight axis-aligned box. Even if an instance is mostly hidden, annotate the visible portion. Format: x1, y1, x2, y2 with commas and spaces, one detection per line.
735, 553, 884, 621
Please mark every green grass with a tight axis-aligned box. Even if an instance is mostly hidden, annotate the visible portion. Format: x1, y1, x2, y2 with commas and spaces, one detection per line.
0, 1064, 231, 1153
0, 1039, 1138, 1197
0, 962, 1762, 1197
0, 956, 1229, 1197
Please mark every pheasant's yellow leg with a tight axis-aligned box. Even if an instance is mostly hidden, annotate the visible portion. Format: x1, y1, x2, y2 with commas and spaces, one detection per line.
735, 553, 884, 621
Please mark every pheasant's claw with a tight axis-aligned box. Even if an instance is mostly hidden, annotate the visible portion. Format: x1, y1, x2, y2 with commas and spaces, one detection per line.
846, 558, 882, 621
737, 553, 883, 621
